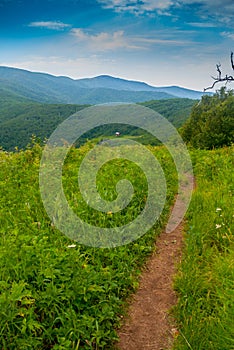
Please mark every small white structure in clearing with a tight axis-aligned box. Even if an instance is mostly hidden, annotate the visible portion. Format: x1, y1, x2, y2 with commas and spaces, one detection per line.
115, 131, 120, 136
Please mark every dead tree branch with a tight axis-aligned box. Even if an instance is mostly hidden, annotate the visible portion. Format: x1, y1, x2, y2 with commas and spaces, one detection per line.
204, 52, 234, 91
231, 52, 234, 70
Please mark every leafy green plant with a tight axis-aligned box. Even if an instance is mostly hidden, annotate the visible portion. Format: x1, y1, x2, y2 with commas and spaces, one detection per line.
0, 143, 177, 349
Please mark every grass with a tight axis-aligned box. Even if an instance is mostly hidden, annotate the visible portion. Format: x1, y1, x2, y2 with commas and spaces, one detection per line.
173, 146, 234, 350
0, 142, 177, 349
1, 141, 233, 349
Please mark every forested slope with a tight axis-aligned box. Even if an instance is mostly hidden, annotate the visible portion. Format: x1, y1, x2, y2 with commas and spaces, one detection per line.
0, 97, 195, 150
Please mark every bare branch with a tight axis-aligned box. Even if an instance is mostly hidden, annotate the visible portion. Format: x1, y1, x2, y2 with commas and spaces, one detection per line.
204, 52, 234, 91
216, 64, 222, 79
204, 76, 234, 91
231, 52, 234, 71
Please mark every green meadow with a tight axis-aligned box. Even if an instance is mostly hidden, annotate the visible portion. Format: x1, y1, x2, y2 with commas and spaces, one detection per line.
0, 142, 233, 349
0, 143, 177, 349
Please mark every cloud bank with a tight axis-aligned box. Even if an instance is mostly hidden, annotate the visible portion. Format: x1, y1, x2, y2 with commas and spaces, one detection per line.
97, 0, 234, 22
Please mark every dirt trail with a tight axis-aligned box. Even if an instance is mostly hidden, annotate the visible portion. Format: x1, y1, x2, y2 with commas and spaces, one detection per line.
116, 217, 184, 350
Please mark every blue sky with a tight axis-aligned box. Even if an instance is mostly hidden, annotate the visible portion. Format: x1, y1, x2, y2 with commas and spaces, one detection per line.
0, 0, 234, 90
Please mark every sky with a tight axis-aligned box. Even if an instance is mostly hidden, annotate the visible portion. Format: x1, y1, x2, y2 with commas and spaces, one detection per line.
0, 0, 234, 90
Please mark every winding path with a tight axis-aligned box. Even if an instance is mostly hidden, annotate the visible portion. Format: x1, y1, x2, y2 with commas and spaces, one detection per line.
116, 216, 184, 350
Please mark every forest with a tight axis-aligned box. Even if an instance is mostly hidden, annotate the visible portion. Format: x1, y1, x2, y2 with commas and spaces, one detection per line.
0, 96, 195, 150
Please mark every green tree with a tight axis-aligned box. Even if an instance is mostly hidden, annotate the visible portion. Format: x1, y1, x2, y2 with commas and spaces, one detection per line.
181, 87, 234, 149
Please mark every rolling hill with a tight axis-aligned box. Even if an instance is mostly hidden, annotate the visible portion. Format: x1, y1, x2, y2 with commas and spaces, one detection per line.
0, 66, 210, 104
0, 96, 196, 151
0, 66, 201, 150
77, 75, 208, 99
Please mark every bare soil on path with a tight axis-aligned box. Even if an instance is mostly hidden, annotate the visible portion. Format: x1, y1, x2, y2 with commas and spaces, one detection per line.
116, 219, 184, 350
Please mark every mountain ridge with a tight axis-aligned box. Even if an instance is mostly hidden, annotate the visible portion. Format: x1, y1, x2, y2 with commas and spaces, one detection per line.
0, 66, 210, 104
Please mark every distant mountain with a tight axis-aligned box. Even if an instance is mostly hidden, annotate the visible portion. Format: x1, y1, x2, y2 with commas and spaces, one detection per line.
77, 75, 207, 99
0, 66, 210, 104
76, 75, 160, 91
154, 86, 206, 99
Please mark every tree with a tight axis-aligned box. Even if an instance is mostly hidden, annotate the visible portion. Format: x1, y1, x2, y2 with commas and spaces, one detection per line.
204, 52, 234, 91
181, 87, 234, 149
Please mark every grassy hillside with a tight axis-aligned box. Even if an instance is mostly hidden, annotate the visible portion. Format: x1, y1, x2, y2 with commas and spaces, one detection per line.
0, 97, 195, 151
0, 144, 177, 349
174, 146, 234, 350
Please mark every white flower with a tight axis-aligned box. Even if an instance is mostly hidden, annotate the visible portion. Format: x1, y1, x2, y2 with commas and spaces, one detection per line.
216, 208, 222, 211
216, 224, 222, 229
67, 244, 76, 248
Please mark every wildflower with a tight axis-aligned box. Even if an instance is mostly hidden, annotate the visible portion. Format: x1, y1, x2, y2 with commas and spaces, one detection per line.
216, 208, 222, 211
67, 244, 76, 248
216, 224, 222, 229
107, 211, 112, 215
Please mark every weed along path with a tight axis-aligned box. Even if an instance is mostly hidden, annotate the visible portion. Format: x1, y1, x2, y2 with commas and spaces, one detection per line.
116, 210, 186, 350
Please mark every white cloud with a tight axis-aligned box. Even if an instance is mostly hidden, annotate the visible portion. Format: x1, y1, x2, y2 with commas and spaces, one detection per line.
97, 0, 174, 14
70, 28, 194, 52
139, 0, 174, 11
221, 32, 234, 40
178, 0, 234, 21
137, 37, 191, 45
28, 21, 71, 30
187, 22, 217, 28
180, 0, 233, 7
98, 0, 234, 14
98, 0, 234, 23
70, 28, 141, 50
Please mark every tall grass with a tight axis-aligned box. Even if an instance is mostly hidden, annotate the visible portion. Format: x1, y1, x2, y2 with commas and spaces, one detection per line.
0, 143, 177, 349
173, 146, 234, 350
